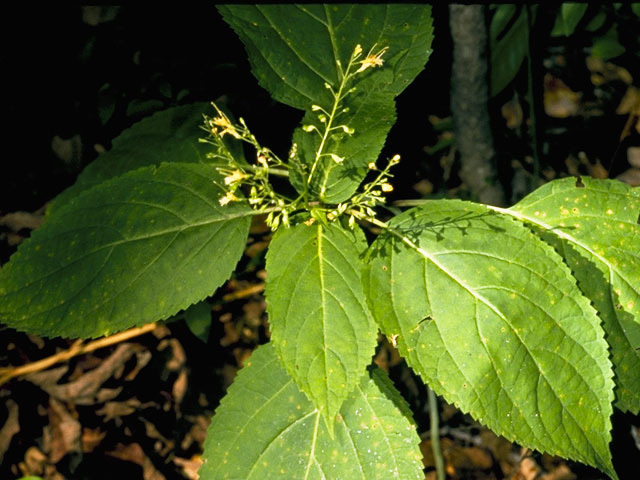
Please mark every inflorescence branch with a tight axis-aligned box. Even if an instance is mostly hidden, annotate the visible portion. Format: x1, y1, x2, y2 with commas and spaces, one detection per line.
202, 44, 397, 231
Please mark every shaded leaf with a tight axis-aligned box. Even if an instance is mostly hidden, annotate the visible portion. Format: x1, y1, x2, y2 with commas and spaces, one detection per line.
592, 26, 625, 62
200, 343, 423, 480
51, 103, 238, 211
183, 300, 212, 343
510, 177, 640, 414
366, 199, 615, 477
551, 4, 589, 37
0, 163, 252, 338
219, 4, 433, 203
490, 7, 534, 97
265, 222, 377, 426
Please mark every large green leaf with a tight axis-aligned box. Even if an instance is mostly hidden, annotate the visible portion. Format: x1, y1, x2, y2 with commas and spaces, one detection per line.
0, 163, 253, 339
51, 103, 235, 211
508, 177, 640, 414
200, 343, 423, 480
265, 222, 377, 427
365, 200, 616, 477
218, 5, 434, 203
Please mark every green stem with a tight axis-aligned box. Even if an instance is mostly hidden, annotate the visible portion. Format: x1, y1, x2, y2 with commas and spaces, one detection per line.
524, 5, 540, 180
428, 387, 446, 480
246, 165, 290, 177
305, 57, 358, 201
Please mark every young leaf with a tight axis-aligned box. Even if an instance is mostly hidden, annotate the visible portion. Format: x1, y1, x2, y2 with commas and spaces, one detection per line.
200, 343, 423, 480
51, 103, 239, 211
265, 222, 378, 427
365, 200, 616, 478
0, 163, 252, 339
507, 177, 640, 414
218, 5, 434, 203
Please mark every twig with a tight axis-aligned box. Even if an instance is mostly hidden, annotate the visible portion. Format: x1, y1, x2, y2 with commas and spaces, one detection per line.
221, 283, 265, 302
428, 386, 446, 480
0, 323, 157, 386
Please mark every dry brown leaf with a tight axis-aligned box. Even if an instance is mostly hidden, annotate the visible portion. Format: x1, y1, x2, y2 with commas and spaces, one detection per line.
502, 96, 524, 129
220, 322, 240, 347
44, 397, 82, 464
544, 74, 581, 118
96, 398, 141, 421
628, 147, 640, 168
587, 159, 608, 179
27, 343, 137, 404
172, 369, 188, 406
124, 350, 152, 381
81, 427, 106, 453
152, 324, 172, 340
181, 415, 210, 451
616, 86, 640, 116
158, 338, 186, 371
51, 134, 82, 165
107, 443, 166, 480
19, 446, 47, 477
173, 455, 202, 480
586, 56, 633, 85
513, 456, 541, 480
0, 211, 45, 231
478, 430, 512, 465
412, 179, 433, 196
0, 399, 20, 463
245, 240, 269, 258
541, 463, 576, 480
616, 168, 640, 186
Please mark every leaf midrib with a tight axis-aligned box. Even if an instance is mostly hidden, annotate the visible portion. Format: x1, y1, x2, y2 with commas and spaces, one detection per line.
390, 222, 605, 464
2, 209, 252, 298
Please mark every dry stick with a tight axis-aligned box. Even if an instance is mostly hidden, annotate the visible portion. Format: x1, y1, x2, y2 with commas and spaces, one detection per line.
0, 283, 267, 386
221, 283, 265, 302
0, 323, 157, 386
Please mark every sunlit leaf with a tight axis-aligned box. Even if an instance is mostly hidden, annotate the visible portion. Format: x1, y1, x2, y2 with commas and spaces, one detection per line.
0, 163, 252, 338
266, 222, 377, 427
366, 199, 615, 477
200, 343, 423, 480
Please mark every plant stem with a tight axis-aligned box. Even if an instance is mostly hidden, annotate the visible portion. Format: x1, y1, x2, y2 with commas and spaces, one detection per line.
428, 387, 446, 480
305, 54, 357, 201
524, 5, 541, 180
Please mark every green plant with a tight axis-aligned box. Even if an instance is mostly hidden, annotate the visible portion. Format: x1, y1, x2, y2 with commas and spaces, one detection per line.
1, 5, 638, 479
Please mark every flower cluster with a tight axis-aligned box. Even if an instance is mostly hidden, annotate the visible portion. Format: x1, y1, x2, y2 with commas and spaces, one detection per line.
301, 43, 389, 201
204, 43, 396, 231
201, 103, 296, 229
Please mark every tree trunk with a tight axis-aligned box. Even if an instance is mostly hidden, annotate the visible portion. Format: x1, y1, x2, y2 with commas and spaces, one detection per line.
449, 5, 505, 206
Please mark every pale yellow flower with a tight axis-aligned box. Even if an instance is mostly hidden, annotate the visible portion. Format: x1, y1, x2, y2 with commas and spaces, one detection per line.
356, 46, 388, 73
219, 191, 239, 206
381, 183, 394, 192
257, 154, 268, 166
224, 170, 248, 185
211, 114, 241, 139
